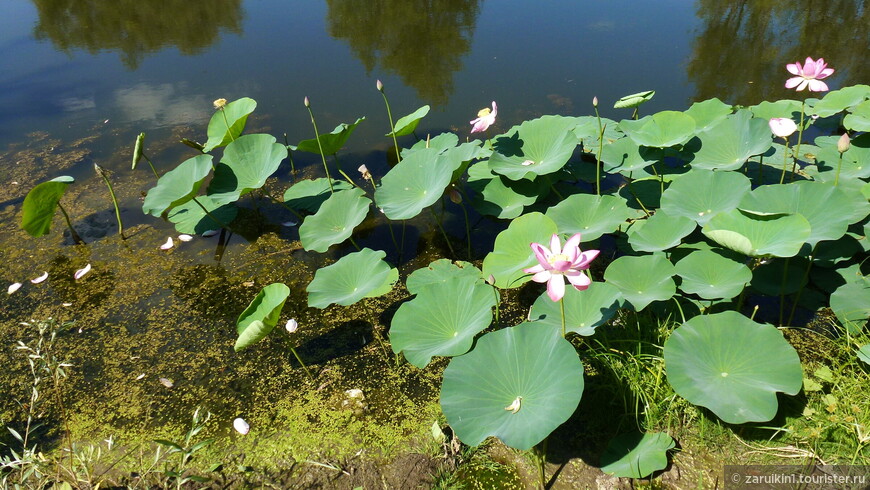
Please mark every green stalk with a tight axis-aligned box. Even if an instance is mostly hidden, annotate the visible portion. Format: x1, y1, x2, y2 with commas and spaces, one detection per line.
142, 153, 160, 180
429, 207, 456, 257
289, 346, 315, 382
284, 133, 297, 175
304, 97, 334, 193
347, 236, 361, 251
56, 203, 84, 245
593, 98, 605, 196
778, 137, 791, 184
789, 100, 806, 182
191, 197, 231, 231
834, 152, 844, 187
377, 80, 402, 163
559, 296, 566, 338
220, 109, 236, 143
94, 163, 125, 239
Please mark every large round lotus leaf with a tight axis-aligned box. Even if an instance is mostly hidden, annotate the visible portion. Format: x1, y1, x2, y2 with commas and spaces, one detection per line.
618, 178, 666, 210
600, 432, 675, 478
738, 181, 861, 247
603, 254, 676, 311
167, 196, 238, 234
674, 250, 751, 300
811, 85, 870, 118
613, 90, 655, 109
203, 97, 257, 152
234, 283, 290, 351
390, 276, 495, 368
388, 105, 429, 137
664, 311, 803, 424
142, 155, 213, 217
600, 136, 663, 174
21, 176, 74, 238
685, 98, 733, 131
375, 147, 460, 220
627, 211, 696, 253
618, 111, 696, 148
660, 170, 751, 225
282, 178, 353, 213
528, 282, 622, 336
299, 187, 370, 253
844, 100, 870, 132
307, 248, 398, 308
702, 209, 811, 258
811, 133, 870, 182
207, 134, 288, 204
545, 194, 635, 241
296, 117, 365, 155
441, 323, 584, 450
858, 345, 870, 366
467, 162, 549, 219
406, 259, 481, 295
689, 111, 772, 171
749, 99, 803, 122
830, 278, 870, 334
482, 212, 558, 289
488, 115, 580, 181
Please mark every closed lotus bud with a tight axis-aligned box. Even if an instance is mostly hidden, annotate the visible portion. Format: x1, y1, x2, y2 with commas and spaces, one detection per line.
448, 187, 462, 204
838, 133, 850, 154
592, 96, 599, 108
213, 98, 227, 110
376, 80, 384, 92
304, 96, 310, 108
285, 319, 298, 333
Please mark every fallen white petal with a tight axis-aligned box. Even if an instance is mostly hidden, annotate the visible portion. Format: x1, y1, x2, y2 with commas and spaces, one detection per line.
74, 264, 92, 280
30, 272, 49, 284
177, 234, 193, 242
159, 237, 174, 250
7, 282, 22, 295
285, 319, 299, 333
136, 373, 145, 380
62, 302, 73, 307
158, 377, 173, 388
233, 417, 250, 435
201, 229, 220, 237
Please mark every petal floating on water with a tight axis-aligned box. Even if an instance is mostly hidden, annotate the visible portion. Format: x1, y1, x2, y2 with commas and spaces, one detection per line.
158, 377, 174, 388
177, 234, 194, 242
159, 237, 174, 250
233, 417, 250, 435
7, 282, 22, 295
30, 272, 49, 284
74, 264, 92, 280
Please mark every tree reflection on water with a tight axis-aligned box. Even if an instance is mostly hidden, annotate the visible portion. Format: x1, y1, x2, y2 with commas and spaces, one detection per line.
31, 0, 243, 69
326, 0, 481, 105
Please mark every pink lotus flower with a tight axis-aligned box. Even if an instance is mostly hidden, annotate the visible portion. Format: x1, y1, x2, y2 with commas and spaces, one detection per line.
768, 118, 797, 138
523, 233, 599, 302
785, 57, 834, 92
470, 101, 497, 133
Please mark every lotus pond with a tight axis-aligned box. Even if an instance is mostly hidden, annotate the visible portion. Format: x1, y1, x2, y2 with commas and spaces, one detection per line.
2, 1, 870, 488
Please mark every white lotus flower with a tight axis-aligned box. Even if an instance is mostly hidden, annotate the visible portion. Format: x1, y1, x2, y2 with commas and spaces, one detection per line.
233, 417, 250, 435
7, 282, 22, 295
30, 272, 49, 284
159, 237, 174, 250
74, 264, 92, 280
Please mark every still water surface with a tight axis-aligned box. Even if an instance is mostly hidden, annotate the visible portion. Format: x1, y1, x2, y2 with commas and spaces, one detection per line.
2, 0, 867, 157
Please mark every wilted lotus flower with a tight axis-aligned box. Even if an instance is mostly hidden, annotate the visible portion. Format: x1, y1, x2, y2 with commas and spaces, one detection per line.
358, 164, 371, 180
785, 57, 835, 92
213, 98, 227, 110
768, 118, 797, 138
470, 101, 497, 133
159, 237, 174, 250
74, 263, 92, 281
523, 233, 599, 302
7, 282, 22, 295
285, 318, 299, 333
233, 417, 250, 435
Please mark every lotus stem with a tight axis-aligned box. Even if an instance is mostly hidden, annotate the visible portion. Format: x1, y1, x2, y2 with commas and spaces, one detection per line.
289, 346, 315, 383
790, 100, 806, 183
94, 163, 125, 239
834, 152, 844, 187
757, 155, 764, 183
56, 203, 84, 245
284, 133, 297, 175
347, 236, 361, 251
593, 103, 605, 196
559, 296, 566, 338
220, 109, 235, 143
142, 153, 160, 180
191, 196, 231, 231
625, 179, 651, 217
539, 437, 549, 489
261, 190, 304, 220
778, 137, 791, 184
377, 81, 402, 163
429, 207, 456, 257
304, 98, 334, 193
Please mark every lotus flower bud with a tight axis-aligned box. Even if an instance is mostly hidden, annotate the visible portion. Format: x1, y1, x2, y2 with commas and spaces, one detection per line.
592, 96, 599, 108
448, 187, 462, 204
838, 133, 850, 154
213, 98, 227, 110
304, 96, 310, 108
285, 319, 298, 333
233, 417, 250, 435
376, 80, 384, 92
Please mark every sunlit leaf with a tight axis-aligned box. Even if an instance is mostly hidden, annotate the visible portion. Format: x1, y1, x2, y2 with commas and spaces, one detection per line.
296, 117, 365, 155
208, 134, 288, 204
603, 254, 676, 311
203, 97, 257, 152
142, 155, 213, 217
299, 187, 370, 253
619, 111, 696, 148
307, 248, 397, 308
235, 283, 290, 351
674, 250, 751, 300
659, 170, 751, 225
600, 432, 675, 479
21, 176, 74, 238
482, 212, 558, 289
388, 105, 429, 137
488, 116, 579, 181
545, 193, 636, 241
528, 282, 622, 336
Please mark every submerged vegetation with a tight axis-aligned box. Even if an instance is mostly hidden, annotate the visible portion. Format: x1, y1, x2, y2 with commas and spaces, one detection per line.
2, 57, 869, 486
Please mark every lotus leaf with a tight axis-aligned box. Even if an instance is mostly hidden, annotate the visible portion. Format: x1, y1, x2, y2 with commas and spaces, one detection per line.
235, 283, 290, 351
142, 154, 213, 217
659, 170, 751, 225
627, 211, 696, 252
466, 162, 549, 219
388, 105, 429, 137
208, 134, 288, 204
482, 212, 558, 289
390, 275, 495, 368
748, 99, 803, 122
405, 259, 481, 295
441, 323, 584, 450
664, 311, 803, 424
858, 345, 870, 366
21, 176, 75, 238
600, 432, 675, 478
375, 147, 461, 220
203, 97, 257, 152
689, 110, 772, 171
307, 248, 397, 308
603, 254, 676, 311
702, 209, 811, 258
674, 250, 751, 300
167, 196, 238, 234
545, 194, 636, 241
299, 187, 370, 253
830, 277, 870, 334
613, 90, 655, 109
528, 282, 622, 336
811, 85, 870, 118
618, 111, 696, 148
844, 100, 870, 132
296, 117, 365, 155
600, 136, 662, 174
488, 115, 580, 181
684, 98, 733, 131
282, 178, 353, 213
